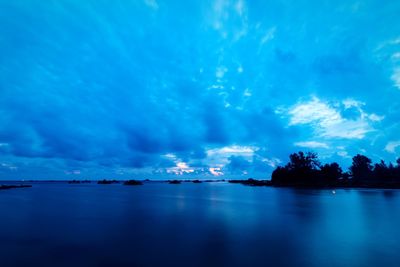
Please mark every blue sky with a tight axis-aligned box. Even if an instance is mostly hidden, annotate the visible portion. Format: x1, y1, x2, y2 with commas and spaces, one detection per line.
0, 0, 400, 180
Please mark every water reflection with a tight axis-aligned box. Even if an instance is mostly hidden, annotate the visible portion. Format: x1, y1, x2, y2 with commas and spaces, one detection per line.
0, 183, 400, 267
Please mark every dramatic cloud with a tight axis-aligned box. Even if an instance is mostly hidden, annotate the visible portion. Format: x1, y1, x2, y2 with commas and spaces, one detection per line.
284, 97, 381, 139
0, 0, 399, 179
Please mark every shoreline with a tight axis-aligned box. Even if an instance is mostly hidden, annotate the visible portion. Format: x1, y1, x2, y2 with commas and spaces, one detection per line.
2, 179, 400, 190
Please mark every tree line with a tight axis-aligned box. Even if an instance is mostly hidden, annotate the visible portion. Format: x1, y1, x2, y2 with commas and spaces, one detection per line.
271, 151, 400, 188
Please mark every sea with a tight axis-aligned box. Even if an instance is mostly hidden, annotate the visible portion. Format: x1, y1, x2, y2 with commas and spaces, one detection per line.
0, 181, 399, 267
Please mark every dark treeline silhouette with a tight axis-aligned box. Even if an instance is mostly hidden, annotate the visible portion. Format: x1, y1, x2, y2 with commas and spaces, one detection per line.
271, 151, 400, 188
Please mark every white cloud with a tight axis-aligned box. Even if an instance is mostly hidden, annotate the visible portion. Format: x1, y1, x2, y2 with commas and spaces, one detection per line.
260, 157, 281, 168
164, 153, 177, 159
342, 99, 384, 122
288, 97, 342, 127
167, 162, 194, 175
207, 145, 256, 156
385, 141, 400, 153
342, 99, 364, 109
286, 96, 381, 139
322, 119, 371, 139
206, 145, 256, 167
208, 84, 224, 90
163, 154, 195, 175
209, 167, 224, 176
376, 38, 400, 90
243, 88, 252, 97
368, 113, 384, 122
391, 68, 400, 89
337, 150, 351, 158
294, 141, 329, 149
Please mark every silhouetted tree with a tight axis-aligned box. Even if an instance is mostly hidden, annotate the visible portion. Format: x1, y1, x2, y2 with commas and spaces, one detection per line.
342, 172, 351, 181
287, 151, 320, 171
388, 162, 396, 182
320, 163, 342, 183
350, 154, 373, 184
271, 166, 290, 185
271, 152, 400, 188
373, 160, 389, 182
272, 151, 321, 186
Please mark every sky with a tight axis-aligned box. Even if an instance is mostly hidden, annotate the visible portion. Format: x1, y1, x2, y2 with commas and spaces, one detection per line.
0, 0, 400, 180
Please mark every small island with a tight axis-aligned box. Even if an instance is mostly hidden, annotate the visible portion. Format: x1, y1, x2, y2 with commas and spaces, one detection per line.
123, 180, 143, 186
68, 180, 91, 184
0, 184, 32, 190
97, 179, 119, 185
168, 180, 181, 184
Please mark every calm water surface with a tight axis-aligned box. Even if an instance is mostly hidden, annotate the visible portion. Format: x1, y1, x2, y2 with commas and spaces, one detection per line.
0, 182, 399, 267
